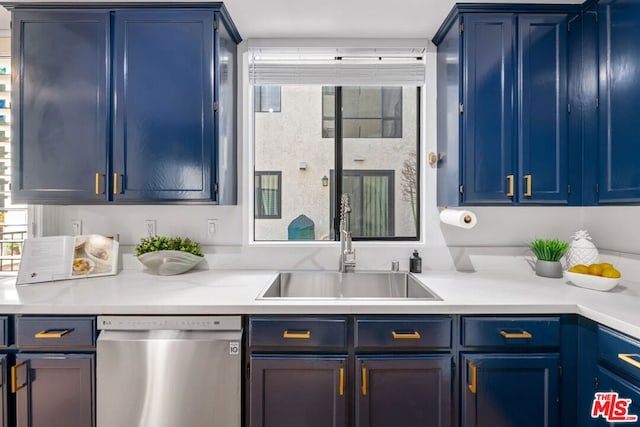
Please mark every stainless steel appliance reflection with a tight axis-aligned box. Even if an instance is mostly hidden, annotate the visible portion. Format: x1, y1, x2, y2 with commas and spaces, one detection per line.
97, 316, 242, 427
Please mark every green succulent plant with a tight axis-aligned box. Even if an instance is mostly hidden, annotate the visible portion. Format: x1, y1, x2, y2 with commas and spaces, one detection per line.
135, 236, 203, 257
528, 238, 570, 262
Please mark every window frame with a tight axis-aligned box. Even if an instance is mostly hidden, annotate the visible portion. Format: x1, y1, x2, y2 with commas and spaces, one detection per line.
254, 171, 282, 219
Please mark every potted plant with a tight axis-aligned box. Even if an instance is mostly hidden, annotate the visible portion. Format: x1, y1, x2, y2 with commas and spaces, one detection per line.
528, 238, 570, 278
135, 236, 204, 275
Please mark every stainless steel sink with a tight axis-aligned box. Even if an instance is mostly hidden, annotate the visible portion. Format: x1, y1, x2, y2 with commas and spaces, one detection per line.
257, 271, 441, 300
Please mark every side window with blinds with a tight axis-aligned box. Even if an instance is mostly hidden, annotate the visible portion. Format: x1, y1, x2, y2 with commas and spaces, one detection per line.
251, 48, 424, 241
0, 35, 27, 272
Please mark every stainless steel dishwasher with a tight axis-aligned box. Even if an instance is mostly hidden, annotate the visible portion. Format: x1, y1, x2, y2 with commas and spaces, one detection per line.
97, 316, 242, 427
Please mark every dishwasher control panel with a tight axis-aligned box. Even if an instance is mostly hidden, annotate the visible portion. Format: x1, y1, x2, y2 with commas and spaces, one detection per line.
97, 315, 242, 331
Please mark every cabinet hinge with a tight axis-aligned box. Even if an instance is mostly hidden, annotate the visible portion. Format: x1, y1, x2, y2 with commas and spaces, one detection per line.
596, 97, 599, 108
559, 365, 563, 378
213, 102, 220, 112
567, 184, 571, 195
567, 103, 571, 113
459, 104, 464, 114
459, 184, 464, 194
595, 183, 599, 193
213, 20, 219, 31
594, 376, 599, 390
567, 22, 571, 32
460, 22, 464, 33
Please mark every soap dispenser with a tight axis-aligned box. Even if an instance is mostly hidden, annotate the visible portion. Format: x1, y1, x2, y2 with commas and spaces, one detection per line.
409, 250, 422, 273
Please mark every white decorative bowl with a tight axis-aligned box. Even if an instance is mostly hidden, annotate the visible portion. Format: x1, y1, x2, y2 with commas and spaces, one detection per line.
137, 250, 203, 275
564, 271, 619, 292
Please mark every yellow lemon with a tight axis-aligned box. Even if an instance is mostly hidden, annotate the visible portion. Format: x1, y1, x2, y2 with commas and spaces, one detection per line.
588, 264, 604, 276
602, 269, 621, 279
569, 264, 589, 274
599, 262, 614, 270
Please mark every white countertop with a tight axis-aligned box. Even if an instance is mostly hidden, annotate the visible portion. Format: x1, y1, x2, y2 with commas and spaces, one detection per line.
1, 268, 639, 339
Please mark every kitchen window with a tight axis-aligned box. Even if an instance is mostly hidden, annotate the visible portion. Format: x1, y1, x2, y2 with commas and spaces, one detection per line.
250, 47, 424, 242
0, 36, 27, 272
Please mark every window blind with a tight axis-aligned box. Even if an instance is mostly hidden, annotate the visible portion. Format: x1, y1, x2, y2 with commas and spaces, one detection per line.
249, 48, 426, 86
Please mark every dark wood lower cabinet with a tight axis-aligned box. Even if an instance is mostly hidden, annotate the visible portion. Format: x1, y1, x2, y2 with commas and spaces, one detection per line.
355, 355, 452, 427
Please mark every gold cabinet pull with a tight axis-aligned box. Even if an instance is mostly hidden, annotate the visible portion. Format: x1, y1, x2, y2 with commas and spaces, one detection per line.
95, 173, 105, 195
282, 330, 311, 339
392, 330, 421, 339
11, 361, 27, 393
524, 174, 532, 197
361, 365, 367, 396
500, 330, 532, 339
339, 367, 344, 396
618, 354, 640, 369
468, 362, 477, 394
113, 173, 121, 195
35, 328, 74, 339
506, 175, 515, 197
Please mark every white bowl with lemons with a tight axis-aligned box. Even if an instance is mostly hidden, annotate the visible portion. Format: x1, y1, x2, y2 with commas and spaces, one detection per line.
564, 263, 621, 292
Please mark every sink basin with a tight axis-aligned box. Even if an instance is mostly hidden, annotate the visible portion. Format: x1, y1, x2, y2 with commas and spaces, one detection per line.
257, 271, 441, 300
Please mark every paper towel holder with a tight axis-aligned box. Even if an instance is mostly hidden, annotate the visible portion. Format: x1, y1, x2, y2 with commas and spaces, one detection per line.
439, 206, 477, 228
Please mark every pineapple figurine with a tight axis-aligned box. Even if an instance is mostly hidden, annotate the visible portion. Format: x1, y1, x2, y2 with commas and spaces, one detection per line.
566, 230, 599, 268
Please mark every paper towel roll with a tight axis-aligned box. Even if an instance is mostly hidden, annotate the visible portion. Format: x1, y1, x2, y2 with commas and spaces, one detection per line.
439, 209, 477, 229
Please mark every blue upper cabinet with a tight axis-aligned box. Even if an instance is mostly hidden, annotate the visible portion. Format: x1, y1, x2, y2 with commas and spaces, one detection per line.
11, 11, 110, 203
112, 10, 214, 202
10, 4, 240, 204
462, 14, 516, 205
434, 6, 574, 206
518, 15, 569, 204
597, 0, 640, 203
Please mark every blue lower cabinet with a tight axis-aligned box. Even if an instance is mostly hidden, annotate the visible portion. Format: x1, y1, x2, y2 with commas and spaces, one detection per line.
461, 353, 560, 427
594, 366, 640, 425
250, 355, 348, 427
355, 355, 452, 427
14, 354, 94, 427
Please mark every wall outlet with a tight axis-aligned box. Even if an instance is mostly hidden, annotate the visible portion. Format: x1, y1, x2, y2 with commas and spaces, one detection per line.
71, 220, 82, 236
145, 219, 157, 237
207, 219, 218, 237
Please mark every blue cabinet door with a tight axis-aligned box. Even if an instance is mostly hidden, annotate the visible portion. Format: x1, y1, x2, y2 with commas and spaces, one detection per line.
11, 11, 110, 203
594, 366, 640, 425
112, 10, 214, 201
250, 355, 348, 427
518, 14, 569, 204
14, 354, 94, 427
355, 355, 451, 427
598, 0, 640, 203
462, 14, 516, 204
461, 353, 560, 427
0, 355, 6, 427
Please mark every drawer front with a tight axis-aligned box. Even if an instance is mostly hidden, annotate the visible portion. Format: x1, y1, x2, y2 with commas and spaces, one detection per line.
16, 316, 96, 349
249, 317, 347, 349
355, 317, 451, 349
598, 326, 640, 384
0, 316, 8, 347
462, 316, 561, 348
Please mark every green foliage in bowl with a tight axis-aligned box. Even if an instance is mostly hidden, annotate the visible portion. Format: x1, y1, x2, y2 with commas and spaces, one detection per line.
134, 236, 203, 257
528, 238, 570, 262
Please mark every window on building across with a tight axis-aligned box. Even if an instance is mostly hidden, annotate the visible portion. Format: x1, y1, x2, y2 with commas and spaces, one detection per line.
322, 86, 402, 138
255, 171, 282, 219
254, 85, 281, 113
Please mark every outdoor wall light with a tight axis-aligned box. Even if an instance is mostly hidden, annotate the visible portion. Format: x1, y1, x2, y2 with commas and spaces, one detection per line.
321, 176, 329, 187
